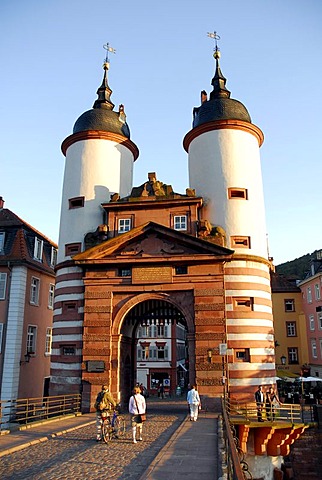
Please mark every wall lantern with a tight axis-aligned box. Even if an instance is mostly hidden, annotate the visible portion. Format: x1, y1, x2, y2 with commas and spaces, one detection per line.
20, 352, 32, 365
207, 349, 212, 363
280, 355, 287, 365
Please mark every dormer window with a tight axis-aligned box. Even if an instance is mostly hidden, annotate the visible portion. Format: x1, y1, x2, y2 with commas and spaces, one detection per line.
0, 232, 5, 253
33, 237, 43, 261
50, 247, 57, 267
118, 219, 131, 233
174, 215, 187, 231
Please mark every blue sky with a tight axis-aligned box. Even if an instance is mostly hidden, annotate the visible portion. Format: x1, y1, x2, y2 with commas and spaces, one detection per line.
1, 0, 321, 265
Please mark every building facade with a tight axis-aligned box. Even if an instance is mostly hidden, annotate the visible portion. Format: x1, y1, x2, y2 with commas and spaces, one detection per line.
298, 251, 322, 378
0, 197, 57, 400
271, 270, 308, 378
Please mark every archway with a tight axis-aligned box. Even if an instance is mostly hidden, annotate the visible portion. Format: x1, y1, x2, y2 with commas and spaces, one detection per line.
116, 297, 190, 404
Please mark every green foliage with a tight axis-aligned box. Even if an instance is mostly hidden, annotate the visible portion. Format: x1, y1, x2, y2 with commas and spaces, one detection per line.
276, 251, 318, 280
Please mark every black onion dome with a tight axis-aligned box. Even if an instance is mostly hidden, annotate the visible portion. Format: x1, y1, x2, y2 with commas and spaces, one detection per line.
73, 109, 131, 138
193, 97, 251, 128
192, 46, 251, 128
72, 62, 131, 139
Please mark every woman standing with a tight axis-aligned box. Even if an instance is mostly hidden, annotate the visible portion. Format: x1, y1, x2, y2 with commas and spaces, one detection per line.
129, 386, 146, 444
265, 386, 281, 421
187, 384, 201, 421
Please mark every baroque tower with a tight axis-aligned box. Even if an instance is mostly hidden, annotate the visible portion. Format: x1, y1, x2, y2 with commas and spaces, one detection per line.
184, 39, 275, 399
51, 56, 139, 395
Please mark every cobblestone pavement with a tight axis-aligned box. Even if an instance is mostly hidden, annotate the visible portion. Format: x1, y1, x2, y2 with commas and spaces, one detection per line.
0, 399, 188, 480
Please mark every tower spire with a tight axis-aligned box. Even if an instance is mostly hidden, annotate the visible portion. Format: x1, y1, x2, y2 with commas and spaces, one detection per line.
207, 32, 230, 100
93, 43, 116, 110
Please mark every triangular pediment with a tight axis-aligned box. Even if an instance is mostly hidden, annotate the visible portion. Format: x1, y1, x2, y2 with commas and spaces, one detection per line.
74, 222, 233, 263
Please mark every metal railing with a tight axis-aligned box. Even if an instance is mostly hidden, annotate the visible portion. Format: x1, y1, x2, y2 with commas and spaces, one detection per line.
225, 397, 303, 424
0, 394, 81, 432
221, 398, 251, 480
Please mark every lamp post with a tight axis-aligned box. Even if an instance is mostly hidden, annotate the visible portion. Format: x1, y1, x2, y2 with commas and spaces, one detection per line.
281, 355, 286, 366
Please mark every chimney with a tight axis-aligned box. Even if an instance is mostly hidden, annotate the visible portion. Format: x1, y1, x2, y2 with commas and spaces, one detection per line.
0, 197, 4, 209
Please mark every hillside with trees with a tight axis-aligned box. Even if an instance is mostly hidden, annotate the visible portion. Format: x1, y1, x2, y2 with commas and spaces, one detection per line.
276, 251, 319, 280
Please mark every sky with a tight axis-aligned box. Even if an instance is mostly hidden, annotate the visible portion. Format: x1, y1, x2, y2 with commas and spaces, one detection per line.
1, 0, 321, 265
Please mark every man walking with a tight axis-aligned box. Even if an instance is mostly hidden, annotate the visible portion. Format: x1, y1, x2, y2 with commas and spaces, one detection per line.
187, 384, 201, 421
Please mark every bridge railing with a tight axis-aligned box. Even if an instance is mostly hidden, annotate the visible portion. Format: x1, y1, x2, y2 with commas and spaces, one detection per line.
221, 397, 252, 479
0, 394, 81, 432
225, 397, 303, 424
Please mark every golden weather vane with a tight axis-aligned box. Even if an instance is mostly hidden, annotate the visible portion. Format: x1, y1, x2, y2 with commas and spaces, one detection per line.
103, 42, 116, 64
207, 31, 221, 59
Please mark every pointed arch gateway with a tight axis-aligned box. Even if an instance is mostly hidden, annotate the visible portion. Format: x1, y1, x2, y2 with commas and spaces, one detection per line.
112, 293, 194, 404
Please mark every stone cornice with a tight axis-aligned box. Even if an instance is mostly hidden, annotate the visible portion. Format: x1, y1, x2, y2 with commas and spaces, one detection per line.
61, 130, 139, 160
183, 119, 264, 152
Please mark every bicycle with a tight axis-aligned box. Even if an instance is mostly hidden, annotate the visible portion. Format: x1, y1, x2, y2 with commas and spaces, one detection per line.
101, 408, 126, 443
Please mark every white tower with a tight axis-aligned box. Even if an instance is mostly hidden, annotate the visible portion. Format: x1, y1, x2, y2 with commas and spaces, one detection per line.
51, 54, 138, 396
184, 38, 275, 398
58, 58, 139, 263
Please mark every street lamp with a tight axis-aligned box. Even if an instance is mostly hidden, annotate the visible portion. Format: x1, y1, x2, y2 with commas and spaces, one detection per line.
281, 355, 286, 365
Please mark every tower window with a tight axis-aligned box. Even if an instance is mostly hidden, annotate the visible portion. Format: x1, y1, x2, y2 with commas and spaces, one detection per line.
231, 236, 251, 248
65, 243, 81, 256
62, 301, 78, 316
61, 345, 76, 356
118, 219, 131, 233
233, 297, 253, 311
228, 188, 248, 200
235, 348, 250, 362
69, 196, 85, 209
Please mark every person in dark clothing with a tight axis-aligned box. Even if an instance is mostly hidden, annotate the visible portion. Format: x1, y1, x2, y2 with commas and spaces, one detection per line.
255, 385, 265, 422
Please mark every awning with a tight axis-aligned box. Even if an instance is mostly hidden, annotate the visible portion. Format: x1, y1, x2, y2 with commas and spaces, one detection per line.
276, 369, 299, 379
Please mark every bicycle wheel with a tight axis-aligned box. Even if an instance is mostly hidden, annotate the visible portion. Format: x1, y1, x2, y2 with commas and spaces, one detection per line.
114, 415, 126, 436
102, 418, 113, 443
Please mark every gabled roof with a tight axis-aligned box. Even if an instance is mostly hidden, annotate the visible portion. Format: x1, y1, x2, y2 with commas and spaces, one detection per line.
0, 208, 57, 273
74, 221, 233, 263
270, 271, 301, 293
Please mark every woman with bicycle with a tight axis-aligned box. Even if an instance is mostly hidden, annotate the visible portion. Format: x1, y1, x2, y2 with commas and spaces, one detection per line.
129, 386, 146, 444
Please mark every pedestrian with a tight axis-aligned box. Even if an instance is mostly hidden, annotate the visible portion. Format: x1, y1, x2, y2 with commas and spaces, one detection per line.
129, 386, 146, 444
159, 383, 164, 399
265, 386, 281, 421
254, 385, 265, 422
94, 384, 117, 441
187, 384, 201, 421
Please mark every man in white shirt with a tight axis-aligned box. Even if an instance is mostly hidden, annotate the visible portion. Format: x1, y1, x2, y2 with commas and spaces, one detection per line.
187, 384, 201, 421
